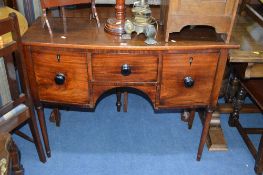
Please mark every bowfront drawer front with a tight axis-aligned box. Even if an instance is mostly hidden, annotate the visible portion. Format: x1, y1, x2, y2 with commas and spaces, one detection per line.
31, 48, 90, 105
91, 54, 158, 83
160, 52, 219, 107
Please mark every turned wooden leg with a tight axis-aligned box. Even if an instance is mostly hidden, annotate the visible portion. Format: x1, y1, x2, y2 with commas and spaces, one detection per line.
91, 0, 100, 27
180, 109, 195, 129
116, 89, 122, 112
228, 86, 247, 127
10, 140, 24, 175
188, 109, 195, 129
28, 112, 46, 163
225, 76, 240, 103
49, 108, 61, 127
255, 135, 263, 174
123, 91, 128, 112
181, 110, 190, 122
36, 106, 51, 157
197, 107, 213, 161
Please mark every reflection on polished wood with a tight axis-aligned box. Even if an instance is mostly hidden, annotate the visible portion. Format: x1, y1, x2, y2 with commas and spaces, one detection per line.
22, 17, 238, 49
104, 0, 126, 35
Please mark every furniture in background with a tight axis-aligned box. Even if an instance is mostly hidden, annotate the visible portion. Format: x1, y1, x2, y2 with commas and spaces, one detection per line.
0, 13, 46, 162
240, 0, 263, 26
228, 79, 263, 175
40, 0, 100, 35
0, 132, 24, 175
227, 11, 263, 174
160, 0, 240, 42
0, 6, 28, 45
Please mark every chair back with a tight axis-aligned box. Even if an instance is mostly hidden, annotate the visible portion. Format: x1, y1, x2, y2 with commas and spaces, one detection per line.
0, 13, 29, 117
40, 0, 92, 8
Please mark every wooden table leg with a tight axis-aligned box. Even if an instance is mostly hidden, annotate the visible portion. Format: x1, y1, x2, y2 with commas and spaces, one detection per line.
36, 106, 51, 158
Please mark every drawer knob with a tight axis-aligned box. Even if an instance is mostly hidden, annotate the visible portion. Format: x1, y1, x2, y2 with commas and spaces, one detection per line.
184, 76, 194, 88
54, 73, 65, 85
121, 64, 131, 76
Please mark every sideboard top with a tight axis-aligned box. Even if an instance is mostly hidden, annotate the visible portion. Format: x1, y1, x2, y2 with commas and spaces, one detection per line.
22, 17, 238, 50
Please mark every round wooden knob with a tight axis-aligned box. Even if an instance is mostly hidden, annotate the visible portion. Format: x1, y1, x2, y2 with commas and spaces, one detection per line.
121, 64, 131, 76
184, 76, 194, 88
54, 73, 65, 85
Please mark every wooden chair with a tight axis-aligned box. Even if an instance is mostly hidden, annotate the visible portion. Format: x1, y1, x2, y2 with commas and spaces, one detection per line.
40, 0, 100, 34
0, 132, 24, 175
228, 79, 263, 175
0, 13, 46, 163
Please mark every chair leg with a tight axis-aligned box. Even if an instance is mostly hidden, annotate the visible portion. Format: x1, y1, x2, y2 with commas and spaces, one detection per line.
36, 106, 51, 158
91, 0, 100, 27
196, 108, 213, 161
28, 112, 46, 163
255, 135, 263, 174
10, 140, 24, 175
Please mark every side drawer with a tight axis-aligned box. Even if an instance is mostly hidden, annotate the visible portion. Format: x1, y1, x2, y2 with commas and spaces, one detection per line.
31, 48, 89, 105
92, 54, 158, 82
160, 52, 219, 107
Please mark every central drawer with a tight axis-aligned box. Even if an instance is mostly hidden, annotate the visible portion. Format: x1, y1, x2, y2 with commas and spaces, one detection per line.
92, 54, 158, 82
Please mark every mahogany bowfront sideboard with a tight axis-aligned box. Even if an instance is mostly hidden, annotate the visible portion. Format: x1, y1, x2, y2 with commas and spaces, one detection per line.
21, 17, 238, 160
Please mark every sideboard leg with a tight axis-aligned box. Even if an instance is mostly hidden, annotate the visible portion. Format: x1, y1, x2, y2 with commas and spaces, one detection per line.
116, 89, 122, 112
199, 110, 228, 151
49, 108, 61, 127
28, 113, 46, 162
36, 106, 51, 157
197, 108, 213, 161
180, 109, 195, 129
123, 91, 128, 112
188, 109, 195, 129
